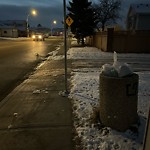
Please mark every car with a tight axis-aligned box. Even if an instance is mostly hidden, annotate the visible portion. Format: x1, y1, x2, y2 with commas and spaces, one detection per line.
44, 33, 49, 38
32, 33, 45, 41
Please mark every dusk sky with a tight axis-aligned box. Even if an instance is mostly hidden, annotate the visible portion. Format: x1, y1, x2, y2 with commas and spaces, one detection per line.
0, 0, 149, 28
0, 0, 67, 28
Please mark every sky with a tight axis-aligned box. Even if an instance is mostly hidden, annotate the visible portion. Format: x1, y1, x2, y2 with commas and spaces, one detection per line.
0, 0, 66, 28
0, 0, 149, 28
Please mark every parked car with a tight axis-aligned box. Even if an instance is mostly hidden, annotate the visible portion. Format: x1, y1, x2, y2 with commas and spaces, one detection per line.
44, 33, 49, 38
31, 33, 45, 41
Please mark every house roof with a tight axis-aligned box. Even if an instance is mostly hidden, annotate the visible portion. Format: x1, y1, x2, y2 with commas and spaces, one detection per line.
129, 3, 150, 15
0, 23, 12, 29
0, 20, 26, 31
0, 20, 26, 25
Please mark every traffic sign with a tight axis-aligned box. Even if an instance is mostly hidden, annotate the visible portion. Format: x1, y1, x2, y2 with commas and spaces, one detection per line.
66, 16, 74, 27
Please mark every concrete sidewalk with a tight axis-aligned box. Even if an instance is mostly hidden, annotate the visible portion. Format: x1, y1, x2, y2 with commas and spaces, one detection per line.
0, 53, 73, 149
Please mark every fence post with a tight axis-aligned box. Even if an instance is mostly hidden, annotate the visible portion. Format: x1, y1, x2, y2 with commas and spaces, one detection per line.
107, 28, 114, 52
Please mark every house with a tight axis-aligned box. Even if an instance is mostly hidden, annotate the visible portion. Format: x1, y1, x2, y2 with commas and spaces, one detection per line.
127, 3, 150, 30
0, 20, 27, 37
0, 25, 18, 38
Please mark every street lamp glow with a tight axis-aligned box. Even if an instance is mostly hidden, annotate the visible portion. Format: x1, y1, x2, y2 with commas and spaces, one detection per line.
51, 20, 57, 36
31, 10, 37, 16
53, 20, 57, 24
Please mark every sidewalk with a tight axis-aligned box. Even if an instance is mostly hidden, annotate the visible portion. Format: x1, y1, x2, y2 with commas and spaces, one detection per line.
1, 40, 150, 150
0, 48, 74, 150
67, 44, 150, 150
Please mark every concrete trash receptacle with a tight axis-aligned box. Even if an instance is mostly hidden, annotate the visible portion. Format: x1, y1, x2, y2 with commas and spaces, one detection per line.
99, 73, 139, 131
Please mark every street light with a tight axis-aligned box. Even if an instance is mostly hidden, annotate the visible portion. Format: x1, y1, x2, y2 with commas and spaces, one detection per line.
26, 9, 37, 37
32, 10, 37, 16
51, 20, 57, 36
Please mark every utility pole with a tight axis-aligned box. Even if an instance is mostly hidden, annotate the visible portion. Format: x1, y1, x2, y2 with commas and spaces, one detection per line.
26, 14, 30, 37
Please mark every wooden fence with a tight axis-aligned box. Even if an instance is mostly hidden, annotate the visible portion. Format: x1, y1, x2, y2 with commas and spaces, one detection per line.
86, 29, 150, 53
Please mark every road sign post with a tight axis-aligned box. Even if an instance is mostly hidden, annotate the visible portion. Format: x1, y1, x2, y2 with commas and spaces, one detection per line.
60, 1, 74, 97
143, 108, 150, 150
63, 0, 69, 96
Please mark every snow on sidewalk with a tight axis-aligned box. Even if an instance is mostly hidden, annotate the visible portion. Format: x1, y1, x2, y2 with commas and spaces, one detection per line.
67, 45, 150, 150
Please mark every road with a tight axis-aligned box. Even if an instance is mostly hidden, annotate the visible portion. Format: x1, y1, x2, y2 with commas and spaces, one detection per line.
0, 37, 63, 102
1, 38, 150, 103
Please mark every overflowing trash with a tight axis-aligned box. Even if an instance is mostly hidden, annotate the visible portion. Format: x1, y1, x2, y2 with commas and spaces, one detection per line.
100, 51, 133, 77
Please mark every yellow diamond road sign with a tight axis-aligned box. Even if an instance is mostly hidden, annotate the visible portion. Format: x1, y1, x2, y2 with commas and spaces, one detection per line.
66, 16, 74, 27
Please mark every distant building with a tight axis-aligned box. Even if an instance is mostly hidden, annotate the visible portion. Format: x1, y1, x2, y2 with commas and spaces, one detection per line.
0, 20, 27, 37
52, 28, 64, 36
127, 3, 150, 30
0, 25, 18, 38
30, 27, 64, 36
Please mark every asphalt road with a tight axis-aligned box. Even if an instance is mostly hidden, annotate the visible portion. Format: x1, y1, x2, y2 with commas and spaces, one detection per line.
0, 37, 63, 102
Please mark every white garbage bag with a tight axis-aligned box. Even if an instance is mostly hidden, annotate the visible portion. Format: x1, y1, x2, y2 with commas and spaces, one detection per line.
100, 51, 133, 78
118, 63, 133, 77
100, 64, 118, 77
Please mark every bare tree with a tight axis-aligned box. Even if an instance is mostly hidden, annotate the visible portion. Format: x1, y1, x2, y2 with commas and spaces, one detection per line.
94, 0, 121, 31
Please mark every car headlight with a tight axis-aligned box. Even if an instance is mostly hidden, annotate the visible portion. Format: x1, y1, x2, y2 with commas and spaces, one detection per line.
32, 35, 35, 39
38, 35, 42, 39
